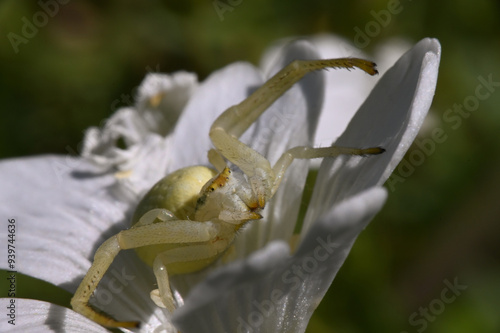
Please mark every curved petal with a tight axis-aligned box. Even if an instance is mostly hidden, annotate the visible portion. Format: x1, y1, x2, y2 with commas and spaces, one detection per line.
173, 187, 387, 333
308, 34, 380, 146
248, 40, 324, 160
81, 108, 171, 198
261, 34, 414, 153
168, 62, 264, 171
82, 70, 198, 175
82, 107, 151, 170
0, 155, 126, 288
136, 71, 198, 136
81, 71, 200, 196
0, 298, 108, 333
0, 156, 171, 328
304, 38, 441, 230
116, 134, 171, 198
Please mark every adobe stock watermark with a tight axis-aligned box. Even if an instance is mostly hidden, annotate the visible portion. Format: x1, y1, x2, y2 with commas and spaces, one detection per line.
387, 73, 500, 191
251, 101, 298, 154
7, 0, 70, 54
91, 266, 136, 308
353, 0, 413, 49
400, 277, 467, 333
213, 0, 243, 21
237, 234, 337, 332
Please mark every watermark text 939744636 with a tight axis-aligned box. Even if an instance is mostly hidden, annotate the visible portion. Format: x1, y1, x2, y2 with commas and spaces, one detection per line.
5, 218, 17, 326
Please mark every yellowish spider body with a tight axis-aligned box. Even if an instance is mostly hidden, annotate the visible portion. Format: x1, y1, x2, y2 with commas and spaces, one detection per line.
71, 57, 383, 328
131, 165, 260, 275
131, 166, 219, 270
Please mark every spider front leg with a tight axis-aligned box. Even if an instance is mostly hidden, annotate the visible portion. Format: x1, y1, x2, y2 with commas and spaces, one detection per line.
71, 217, 218, 328
271, 145, 385, 196
209, 58, 379, 205
211, 58, 378, 139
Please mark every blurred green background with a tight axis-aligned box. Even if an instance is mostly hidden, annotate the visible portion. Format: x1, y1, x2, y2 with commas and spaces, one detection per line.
1, 0, 500, 332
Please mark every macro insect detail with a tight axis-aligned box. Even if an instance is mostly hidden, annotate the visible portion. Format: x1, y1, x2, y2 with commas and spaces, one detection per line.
71, 57, 384, 328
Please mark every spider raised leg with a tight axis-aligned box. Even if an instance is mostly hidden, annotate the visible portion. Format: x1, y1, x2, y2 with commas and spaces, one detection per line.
71, 58, 383, 328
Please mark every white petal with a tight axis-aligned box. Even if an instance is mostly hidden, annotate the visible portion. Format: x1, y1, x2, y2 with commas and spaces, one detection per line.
304, 38, 441, 229
0, 298, 108, 333
82, 71, 198, 185
262, 35, 415, 156
0, 155, 126, 288
117, 134, 171, 197
81, 71, 197, 192
248, 39, 324, 163
82, 108, 172, 197
82, 107, 151, 170
168, 62, 263, 171
0, 156, 170, 328
308, 34, 380, 146
173, 187, 387, 333
136, 71, 198, 135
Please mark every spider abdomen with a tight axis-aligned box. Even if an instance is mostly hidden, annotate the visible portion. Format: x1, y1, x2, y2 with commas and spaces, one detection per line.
132, 166, 217, 223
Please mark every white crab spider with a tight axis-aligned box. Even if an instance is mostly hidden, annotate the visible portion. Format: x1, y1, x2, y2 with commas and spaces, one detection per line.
71, 57, 383, 328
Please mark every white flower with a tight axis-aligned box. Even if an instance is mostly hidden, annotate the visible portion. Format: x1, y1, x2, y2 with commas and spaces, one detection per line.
0, 36, 440, 333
